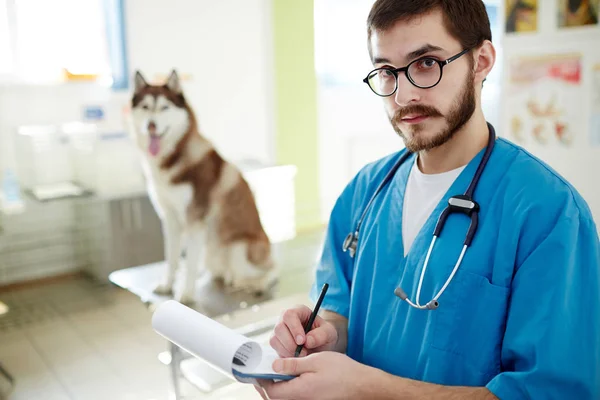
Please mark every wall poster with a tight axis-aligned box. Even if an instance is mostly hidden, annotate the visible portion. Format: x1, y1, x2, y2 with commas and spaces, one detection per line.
591, 64, 600, 147
505, 0, 538, 33
507, 53, 582, 147
558, 0, 599, 28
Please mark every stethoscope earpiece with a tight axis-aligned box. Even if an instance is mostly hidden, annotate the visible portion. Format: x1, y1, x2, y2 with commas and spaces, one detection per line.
426, 300, 439, 310
393, 287, 408, 300
394, 287, 439, 309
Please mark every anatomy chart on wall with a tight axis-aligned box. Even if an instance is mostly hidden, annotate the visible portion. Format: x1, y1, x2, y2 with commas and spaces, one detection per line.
506, 53, 582, 147
505, 0, 538, 33
558, 0, 599, 28
591, 64, 600, 147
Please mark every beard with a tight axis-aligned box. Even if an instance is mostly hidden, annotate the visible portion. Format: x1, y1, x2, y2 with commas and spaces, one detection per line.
389, 70, 476, 153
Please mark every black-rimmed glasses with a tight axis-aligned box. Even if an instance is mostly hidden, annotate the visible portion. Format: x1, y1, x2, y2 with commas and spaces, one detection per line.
363, 48, 471, 97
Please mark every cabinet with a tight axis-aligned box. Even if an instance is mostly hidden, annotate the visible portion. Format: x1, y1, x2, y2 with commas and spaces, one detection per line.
0, 214, 5, 283
0, 162, 296, 286
77, 194, 165, 283
0, 197, 85, 285
77, 163, 298, 282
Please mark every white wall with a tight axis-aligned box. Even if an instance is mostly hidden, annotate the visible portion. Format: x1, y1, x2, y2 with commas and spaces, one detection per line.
0, 0, 276, 177
125, 0, 276, 165
315, 0, 400, 221
316, 83, 402, 221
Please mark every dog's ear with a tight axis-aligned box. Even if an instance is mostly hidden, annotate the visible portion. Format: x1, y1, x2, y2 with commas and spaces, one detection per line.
165, 69, 182, 94
134, 70, 148, 93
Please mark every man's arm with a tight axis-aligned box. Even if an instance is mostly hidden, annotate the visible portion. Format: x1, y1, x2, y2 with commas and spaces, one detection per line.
365, 369, 498, 400
321, 310, 348, 353
265, 351, 499, 400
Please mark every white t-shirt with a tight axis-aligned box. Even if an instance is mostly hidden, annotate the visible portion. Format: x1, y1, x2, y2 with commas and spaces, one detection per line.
402, 157, 466, 256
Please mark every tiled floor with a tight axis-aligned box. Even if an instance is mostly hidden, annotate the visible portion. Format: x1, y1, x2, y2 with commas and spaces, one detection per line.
0, 229, 325, 400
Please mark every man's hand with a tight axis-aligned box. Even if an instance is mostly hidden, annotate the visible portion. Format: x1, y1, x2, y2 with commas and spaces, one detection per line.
255, 351, 374, 400
253, 352, 499, 400
269, 305, 340, 357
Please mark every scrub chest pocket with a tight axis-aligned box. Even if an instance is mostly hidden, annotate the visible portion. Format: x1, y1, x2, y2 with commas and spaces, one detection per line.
431, 269, 510, 378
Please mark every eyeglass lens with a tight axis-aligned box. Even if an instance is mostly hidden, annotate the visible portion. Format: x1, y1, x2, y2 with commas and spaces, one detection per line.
367, 59, 442, 95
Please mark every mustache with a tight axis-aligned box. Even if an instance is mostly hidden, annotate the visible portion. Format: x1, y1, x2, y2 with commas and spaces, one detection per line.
391, 104, 443, 124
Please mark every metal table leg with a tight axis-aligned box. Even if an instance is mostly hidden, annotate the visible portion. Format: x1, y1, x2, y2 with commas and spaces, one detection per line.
169, 342, 182, 400
0, 362, 15, 399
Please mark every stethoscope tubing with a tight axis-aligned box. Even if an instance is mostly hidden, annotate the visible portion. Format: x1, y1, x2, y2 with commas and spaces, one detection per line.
343, 123, 497, 310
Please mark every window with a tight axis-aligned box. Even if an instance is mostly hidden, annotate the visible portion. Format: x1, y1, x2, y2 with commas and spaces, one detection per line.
0, 0, 128, 89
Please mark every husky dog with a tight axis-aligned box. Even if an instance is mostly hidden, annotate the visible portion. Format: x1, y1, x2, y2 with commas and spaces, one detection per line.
129, 70, 277, 304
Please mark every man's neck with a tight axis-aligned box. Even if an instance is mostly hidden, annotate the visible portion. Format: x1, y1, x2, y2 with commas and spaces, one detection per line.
417, 111, 489, 175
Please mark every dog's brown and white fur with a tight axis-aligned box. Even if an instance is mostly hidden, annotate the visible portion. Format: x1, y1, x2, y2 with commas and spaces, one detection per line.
129, 70, 277, 304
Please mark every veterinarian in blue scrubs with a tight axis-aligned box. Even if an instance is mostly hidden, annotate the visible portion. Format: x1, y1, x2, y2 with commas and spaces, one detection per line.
257, 1, 600, 399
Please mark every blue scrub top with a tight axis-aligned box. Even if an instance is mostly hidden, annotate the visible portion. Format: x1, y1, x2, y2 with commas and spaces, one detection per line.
310, 137, 600, 398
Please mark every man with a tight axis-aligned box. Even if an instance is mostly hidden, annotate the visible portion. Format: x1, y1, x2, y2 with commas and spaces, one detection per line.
257, 0, 600, 398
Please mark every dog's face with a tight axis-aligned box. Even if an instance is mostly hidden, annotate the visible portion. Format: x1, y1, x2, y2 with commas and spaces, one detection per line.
130, 70, 191, 157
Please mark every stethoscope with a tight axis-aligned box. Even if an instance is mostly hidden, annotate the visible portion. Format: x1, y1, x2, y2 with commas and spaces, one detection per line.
342, 123, 496, 310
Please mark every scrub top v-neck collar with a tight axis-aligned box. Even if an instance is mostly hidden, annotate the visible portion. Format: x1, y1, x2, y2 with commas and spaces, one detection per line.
390, 146, 488, 264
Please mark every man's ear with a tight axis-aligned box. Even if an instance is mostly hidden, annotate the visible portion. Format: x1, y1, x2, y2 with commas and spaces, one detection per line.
134, 70, 148, 93
165, 69, 182, 94
474, 40, 496, 85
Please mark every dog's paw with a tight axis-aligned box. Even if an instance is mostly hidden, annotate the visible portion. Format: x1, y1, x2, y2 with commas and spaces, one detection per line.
153, 282, 174, 296
211, 275, 225, 287
176, 292, 195, 306
248, 282, 274, 297
222, 283, 238, 295
247, 276, 278, 297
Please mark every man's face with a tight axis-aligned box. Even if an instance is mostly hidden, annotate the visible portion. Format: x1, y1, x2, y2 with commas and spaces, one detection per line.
369, 9, 476, 152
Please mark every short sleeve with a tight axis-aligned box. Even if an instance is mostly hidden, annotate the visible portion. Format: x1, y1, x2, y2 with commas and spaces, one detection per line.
307, 150, 405, 318
486, 207, 600, 399
308, 180, 358, 319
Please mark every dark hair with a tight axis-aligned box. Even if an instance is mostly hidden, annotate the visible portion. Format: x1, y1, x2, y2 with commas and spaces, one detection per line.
367, 0, 492, 56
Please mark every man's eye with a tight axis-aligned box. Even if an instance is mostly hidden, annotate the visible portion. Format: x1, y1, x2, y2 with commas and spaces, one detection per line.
418, 58, 437, 69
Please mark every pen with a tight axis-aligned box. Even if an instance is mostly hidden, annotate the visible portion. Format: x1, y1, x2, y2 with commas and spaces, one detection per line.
295, 283, 329, 357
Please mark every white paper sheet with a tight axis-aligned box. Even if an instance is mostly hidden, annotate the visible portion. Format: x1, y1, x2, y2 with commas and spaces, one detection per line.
151, 300, 295, 383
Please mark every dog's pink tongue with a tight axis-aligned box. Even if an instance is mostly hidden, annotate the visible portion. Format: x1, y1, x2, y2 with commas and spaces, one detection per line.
149, 136, 160, 156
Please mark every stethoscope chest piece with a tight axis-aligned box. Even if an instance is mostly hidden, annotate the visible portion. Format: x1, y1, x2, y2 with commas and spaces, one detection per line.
342, 232, 358, 258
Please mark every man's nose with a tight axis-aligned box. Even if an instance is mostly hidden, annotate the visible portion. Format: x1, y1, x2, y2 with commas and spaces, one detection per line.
394, 74, 420, 107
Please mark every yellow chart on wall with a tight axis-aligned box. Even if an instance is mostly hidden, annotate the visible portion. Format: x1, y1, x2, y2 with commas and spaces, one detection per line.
505, 0, 538, 33
558, 0, 599, 28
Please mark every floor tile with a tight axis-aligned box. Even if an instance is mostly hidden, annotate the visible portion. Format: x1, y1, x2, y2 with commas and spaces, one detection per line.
0, 228, 324, 399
